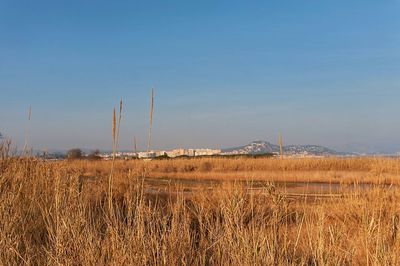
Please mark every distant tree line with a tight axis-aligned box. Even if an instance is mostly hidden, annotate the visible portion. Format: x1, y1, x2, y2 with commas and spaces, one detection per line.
66, 148, 101, 160
67, 148, 82, 159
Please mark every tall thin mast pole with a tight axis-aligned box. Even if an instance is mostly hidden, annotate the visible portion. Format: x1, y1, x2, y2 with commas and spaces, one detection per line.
133, 136, 137, 153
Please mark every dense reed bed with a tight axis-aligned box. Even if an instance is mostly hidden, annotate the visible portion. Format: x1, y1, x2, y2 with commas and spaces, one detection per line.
1, 148, 400, 264
70, 156, 400, 184
70, 156, 400, 173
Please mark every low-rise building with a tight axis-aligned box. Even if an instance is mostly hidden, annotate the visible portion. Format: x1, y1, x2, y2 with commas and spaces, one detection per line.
166, 148, 221, 158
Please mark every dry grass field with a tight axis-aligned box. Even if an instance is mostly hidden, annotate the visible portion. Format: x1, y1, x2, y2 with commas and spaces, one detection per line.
73, 156, 400, 184
2, 142, 400, 265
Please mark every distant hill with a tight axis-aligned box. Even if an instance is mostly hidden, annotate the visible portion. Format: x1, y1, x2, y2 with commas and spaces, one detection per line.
222, 140, 348, 156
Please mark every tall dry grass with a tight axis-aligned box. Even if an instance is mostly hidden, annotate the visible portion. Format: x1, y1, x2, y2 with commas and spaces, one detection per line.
109, 100, 123, 216
147, 88, 154, 153
279, 133, 283, 160
69, 157, 400, 184
1, 148, 400, 264
23, 105, 32, 156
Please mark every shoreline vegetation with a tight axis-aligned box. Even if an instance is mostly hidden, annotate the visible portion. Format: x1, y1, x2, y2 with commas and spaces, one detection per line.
2, 144, 400, 264
68, 157, 400, 185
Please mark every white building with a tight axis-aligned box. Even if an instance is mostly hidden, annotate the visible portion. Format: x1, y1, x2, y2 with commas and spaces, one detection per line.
166, 148, 221, 158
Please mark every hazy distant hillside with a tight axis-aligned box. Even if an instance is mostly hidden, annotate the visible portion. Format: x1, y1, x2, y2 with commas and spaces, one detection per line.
222, 141, 279, 155
222, 140, 347, 156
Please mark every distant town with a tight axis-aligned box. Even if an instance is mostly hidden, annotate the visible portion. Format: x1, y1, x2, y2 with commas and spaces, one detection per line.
101, 148, 223, 159
31, 140, 400, 160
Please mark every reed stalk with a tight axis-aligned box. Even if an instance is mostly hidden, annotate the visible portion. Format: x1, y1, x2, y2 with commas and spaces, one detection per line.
278, 133, 283, 160
147, 88, 154, 153
109, 100, 122, 217
23, 105, 32, 156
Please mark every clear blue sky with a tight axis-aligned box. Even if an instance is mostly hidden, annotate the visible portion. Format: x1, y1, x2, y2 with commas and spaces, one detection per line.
1, 0, 399, 153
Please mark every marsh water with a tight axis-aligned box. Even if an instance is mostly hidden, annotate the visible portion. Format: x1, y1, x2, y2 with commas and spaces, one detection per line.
142, 177, 392, 198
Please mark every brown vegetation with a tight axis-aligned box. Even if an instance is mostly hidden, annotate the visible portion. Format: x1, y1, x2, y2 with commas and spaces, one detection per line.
70, 156, 400, 184
1, 149, 400, 264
